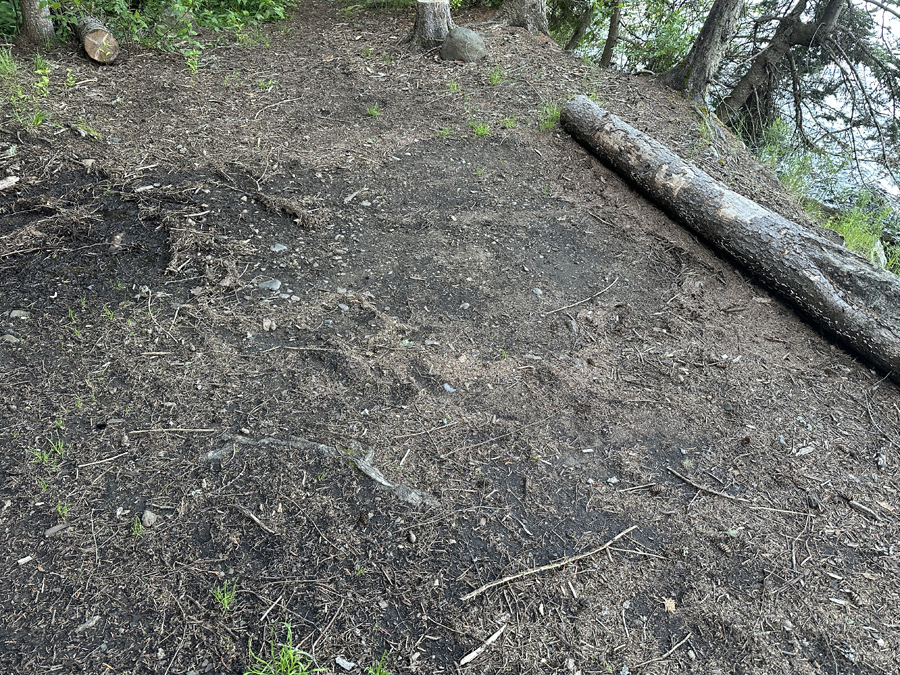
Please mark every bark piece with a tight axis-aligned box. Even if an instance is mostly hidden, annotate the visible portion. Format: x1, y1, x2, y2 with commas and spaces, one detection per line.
78, 16, 120, 64
410, 0, 455, 49
561, 95, 900, 383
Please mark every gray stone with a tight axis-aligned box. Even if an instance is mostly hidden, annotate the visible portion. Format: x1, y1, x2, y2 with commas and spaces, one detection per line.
9, 310, 29, 319
1, 334, 19, 344
441, 27, 486, 62
258, 278, 281, 291
270, 243, 287, 252
141, 509, 158, 527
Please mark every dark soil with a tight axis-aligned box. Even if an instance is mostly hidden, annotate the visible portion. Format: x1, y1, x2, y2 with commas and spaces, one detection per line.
2, 2, 899, 674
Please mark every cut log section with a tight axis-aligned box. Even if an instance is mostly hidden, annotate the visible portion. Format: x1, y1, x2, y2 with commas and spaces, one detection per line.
409, 0, 455, 49
561, 95, 900, 383
77, 16, 119, 64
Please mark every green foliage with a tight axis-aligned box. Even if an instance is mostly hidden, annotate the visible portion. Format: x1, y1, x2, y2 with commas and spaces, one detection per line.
538, 99, 560, 131
469, 119, 489, 137
131, 516, 144, 536
246, 623, 324, 675
366, 653, 392, 675
501, 116, 516, 129
488, 66, 503, 85
367, 102, 380, 117
211, 579, 238, 613
437, 125, 455, 137
824, 193, 895, 267
0, 0, 19, 37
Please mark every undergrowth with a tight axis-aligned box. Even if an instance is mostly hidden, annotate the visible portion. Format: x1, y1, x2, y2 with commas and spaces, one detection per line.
755, 118, 900, 274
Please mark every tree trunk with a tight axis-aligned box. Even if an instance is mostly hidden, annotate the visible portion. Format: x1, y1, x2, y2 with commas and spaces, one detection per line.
19, 0, 55, 45
561, 95, 900, 383
659, 0, 743, 103
599, 2, 620, 68
78, 16, 120, 64
495, 0, 550, 36
716, 0, 844, 125
564, 6, 593, 51
409, 0, 455, 49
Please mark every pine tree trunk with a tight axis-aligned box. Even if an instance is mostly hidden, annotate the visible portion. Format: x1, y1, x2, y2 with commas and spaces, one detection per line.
19, 0, 55, 45
78, 16, 120, 64
599, 2, 620, 68
561, 94, 900, 384
659, 0, 743, 103
715, 0, 844, 125
410, 0, 455, 49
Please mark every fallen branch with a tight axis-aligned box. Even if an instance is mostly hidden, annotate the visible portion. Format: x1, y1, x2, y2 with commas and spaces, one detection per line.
633, 633, 692, 669
459, 623, 507, 666
231, 504, 277, 535
561, 96, 900, 384
460, 525, 638, 601
667, 466, 751, 503
546, 277, 619, 315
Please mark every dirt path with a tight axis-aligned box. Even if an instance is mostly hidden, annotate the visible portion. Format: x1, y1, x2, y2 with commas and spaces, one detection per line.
2, 2, 899, 673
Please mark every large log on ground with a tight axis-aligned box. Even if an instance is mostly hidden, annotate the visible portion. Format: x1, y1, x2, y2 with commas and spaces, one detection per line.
77, 16, 119, 64
561, 94, 900, 383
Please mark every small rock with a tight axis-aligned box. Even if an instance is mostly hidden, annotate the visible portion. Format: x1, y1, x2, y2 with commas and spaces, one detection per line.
338, 303, 350, 312
442, 383, 456, 393
9, 310, 29, 319
141, 510, 158, 528
2, 334, 20, 344
360, 200, 371, 207
74, 615, 101, 633
408, 531, 417, 544
532, 288, 543, 297
459, 302, 470, 310
335, 655, 356, 671
877, 452, 887, 469
270, 243, 287, 252
378, 600, 388, 609
441, 27, 487, 62
262, 318, 276, 332
258, 278, 282, 291
45, 524, 69, 537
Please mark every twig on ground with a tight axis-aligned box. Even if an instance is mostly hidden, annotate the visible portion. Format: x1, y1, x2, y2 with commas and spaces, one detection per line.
78, 451, 129, 468
459, 623, 507, 666
260, 594, 283, 622
312, 598, 344, 651
130, 428, 216, 435
461, 525, 638, 601
232, 504, 277, 535
667, 467, 751, 503
546, 277, 619, 315
633, 633, 692, 669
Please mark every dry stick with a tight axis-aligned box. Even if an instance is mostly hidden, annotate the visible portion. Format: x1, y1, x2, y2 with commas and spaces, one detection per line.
253, 97, 303, 120
632, 633, 692, 669
459, 623, 507, 666
78, 451, 129, 468
311, 598, 344, 651
460, 525, 638, 601
232, 504, 277, 535
260, 594, 283, 623
546, 277, 619, 316
666, 467, 751, 503
130, 428, 216, 435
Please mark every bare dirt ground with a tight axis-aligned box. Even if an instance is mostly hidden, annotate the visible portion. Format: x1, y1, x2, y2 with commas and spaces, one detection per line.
2, 2, 900, 673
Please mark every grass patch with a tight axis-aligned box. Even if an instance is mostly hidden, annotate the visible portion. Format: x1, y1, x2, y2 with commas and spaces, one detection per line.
469, 119, 489, 137
246, 623, 323, 675
367, 102, 380, 117
538, 98, 560, 131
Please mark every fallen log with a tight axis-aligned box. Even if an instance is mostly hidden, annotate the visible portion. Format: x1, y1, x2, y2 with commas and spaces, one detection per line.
561, 95, 900, 383
77, 16, 119, 64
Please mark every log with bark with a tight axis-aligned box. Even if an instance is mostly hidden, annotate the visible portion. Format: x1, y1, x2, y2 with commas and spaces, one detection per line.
77, 16, 119, 64
561, 95, 900, 383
